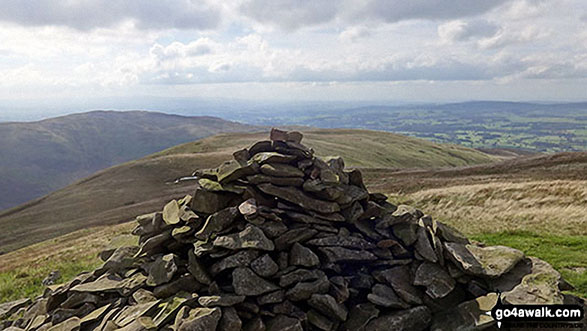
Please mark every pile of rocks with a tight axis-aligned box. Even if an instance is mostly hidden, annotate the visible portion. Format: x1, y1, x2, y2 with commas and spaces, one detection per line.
0, 129, 581, 331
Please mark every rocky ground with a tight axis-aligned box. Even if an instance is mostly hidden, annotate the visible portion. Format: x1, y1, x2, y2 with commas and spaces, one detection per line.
0, 129, 583, 331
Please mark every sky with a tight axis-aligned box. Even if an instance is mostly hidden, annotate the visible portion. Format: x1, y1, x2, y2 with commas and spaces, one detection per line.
0, 0, 586, 107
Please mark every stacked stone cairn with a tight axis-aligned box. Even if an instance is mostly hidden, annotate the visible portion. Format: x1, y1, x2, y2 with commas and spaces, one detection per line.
1, 129, 582, 331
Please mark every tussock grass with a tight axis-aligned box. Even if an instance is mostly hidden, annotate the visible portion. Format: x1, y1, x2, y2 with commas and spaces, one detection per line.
389, 180, 587, 236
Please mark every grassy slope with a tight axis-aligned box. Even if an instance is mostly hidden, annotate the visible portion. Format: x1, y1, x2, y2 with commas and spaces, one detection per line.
378, 152, 587, 298
155, 129, 495, 168
0, 128, 495, 254
0, 111, 258, 210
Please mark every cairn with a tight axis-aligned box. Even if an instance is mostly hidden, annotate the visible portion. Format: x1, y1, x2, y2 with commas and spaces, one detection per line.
0, 129, 581, 331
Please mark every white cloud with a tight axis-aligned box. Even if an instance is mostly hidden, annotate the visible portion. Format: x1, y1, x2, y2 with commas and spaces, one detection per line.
0, 0, 222, 31
438, 20, 500, 43
344, 0, 511, 24
339, 26, 371, 43
477, 25, 549, 49
0, 0, 586, 102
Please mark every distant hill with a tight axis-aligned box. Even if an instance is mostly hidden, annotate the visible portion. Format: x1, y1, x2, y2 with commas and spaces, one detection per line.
0, 128, 496, 253
0, 111, 258, 210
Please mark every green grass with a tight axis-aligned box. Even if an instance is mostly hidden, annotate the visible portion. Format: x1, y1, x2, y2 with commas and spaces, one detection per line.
472, 231, 587, 298
0, 257, 102, 304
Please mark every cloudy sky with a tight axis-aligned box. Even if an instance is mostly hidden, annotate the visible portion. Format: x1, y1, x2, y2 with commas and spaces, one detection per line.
1, 0, 586, 105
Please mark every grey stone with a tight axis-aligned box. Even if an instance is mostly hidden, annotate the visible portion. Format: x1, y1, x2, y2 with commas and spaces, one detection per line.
258, 184, 340, 213
243, 316, 265, 331
233, 267, 279, 296
251, 254, 279, 277
280, 269, 326, 287
436, 222, 470, 244
274, 228, 318, 250
366, 306, 431, 331
367, 284, 409, 309
115, 300, 161, 328
198, 178, 245, 194
413, 262, 456, 299
335, 185, 369, 205
502, 257, 564, 305
187, 249, 212, 285
261, 163, 305, 178
71, 273, 146, 296
147, 254, 179, 286
257, 290, 285, 305
266, 315, 303, 331
414, 226, 438, 263
0, 298, 31, 320
198, 295, 245, 307
209, 250, 260, 276
391, 223, 419, 246
374, 266, 422, 305
132, 289, 157, 304
195, 207, 239, 240
250, 152, 297, 164
444, 243, 525, 278
177, 307, 221, 331
217, 159, 259, 184
289, 243, 320, 267
318, 247, 377, 263
343, 303, 379, 331
219, 307, 242, 331
286, 276, 330, 301
430, 293, 497, 331
191, 187, 238, 214
308, 294, 348, 322
60, 292, 99, 309
47, 317, 81, 331
213, 225, 275, 251
153, 274, 201, 299
307, 235, 375, 250
307, 310, 337, 331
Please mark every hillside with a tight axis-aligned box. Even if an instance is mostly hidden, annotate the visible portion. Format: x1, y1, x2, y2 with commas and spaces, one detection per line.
0, 111, 257, 210
0, 129, 496, 253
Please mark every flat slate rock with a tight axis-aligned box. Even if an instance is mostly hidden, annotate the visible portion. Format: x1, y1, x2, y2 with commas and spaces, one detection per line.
367, 284, 409, 309
318, 246, 377, 263
195, 207, 239, 240
308, 294, 348, 322
213, 225, 275, 251
261, 163, 305, 178
444, 243, 524, 278
232, 267, 280, 296
413, 262, 456, 299
258, 183, 340, 213
366, 306, 431, 331
198, 295, 245, 307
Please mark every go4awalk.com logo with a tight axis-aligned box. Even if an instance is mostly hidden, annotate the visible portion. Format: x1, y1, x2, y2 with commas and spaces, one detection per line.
489, 293, 584, 329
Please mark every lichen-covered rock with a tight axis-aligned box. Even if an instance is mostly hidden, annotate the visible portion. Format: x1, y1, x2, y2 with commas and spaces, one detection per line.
445, 243, 525, 278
